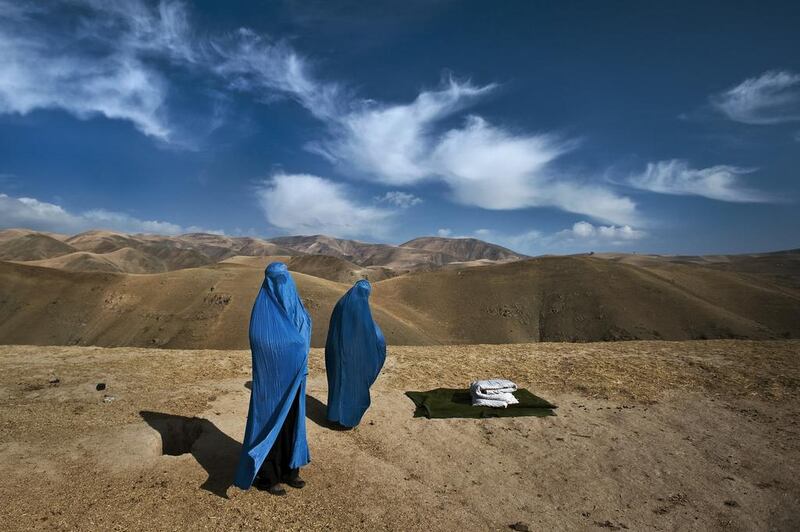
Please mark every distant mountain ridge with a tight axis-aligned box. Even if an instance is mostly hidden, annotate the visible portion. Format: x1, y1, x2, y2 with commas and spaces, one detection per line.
401, 236, 525, 262
0, 228, 525, 275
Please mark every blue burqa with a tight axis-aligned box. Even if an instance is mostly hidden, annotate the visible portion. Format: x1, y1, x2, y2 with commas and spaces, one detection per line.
234, 262, 311, 490
325, 279, 387, 427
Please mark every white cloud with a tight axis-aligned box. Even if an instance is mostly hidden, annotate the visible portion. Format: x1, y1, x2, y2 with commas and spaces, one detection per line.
310, 83, 638, 224
255, 173, 394, 238
0, 1, 640, 225
0, 1, 339, 145
375, 191, 422, 208
0, 0, 198, 140
211, 28, 344, 122
0, 193, 222, 235
629, 159, 770, 203
466, 222, 644, 255
430, 116, 638, 224
219, 47, 638, 224
431, 116, 568, 208
557, 221, 644, 242
711, 70, 800, 125
436, 228, 452, 237
315, 79, 494, 185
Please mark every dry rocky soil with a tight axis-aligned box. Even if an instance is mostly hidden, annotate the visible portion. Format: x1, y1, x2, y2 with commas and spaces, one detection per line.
1, 341, 798, 531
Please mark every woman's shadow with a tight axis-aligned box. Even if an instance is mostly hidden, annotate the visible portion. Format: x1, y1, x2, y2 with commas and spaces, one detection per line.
246, 380, 350, 431
140, 411, 241, 499
140, 384, 351, 498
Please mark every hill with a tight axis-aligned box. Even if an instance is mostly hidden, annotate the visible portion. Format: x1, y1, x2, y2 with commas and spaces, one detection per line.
267, 234, 457, 270
401, 236, 525, 262
0, 229, 76, 261
0, 229, 522, 274
0, 260, 432, 349
1, 251, 797, 349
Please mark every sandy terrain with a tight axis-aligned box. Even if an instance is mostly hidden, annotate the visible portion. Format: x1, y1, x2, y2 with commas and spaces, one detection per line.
1, 341, 798, 531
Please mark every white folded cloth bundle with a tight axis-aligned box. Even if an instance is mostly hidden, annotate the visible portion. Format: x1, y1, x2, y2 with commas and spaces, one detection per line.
470, 379, 519, 408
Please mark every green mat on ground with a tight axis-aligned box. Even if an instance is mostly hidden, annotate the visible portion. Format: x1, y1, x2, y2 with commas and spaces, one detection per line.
405, 388, 557, 419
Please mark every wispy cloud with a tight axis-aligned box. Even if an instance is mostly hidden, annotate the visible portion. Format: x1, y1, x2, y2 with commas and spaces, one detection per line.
0, 0, 640, 226
0, 0, 198, 140
215, 37, 639, 224
0, 193, 222, 235
313, 79, 495, 184
255, 173, 394, 238
375, 191, 423, 208
0, 1, 321, 146
711, 70, 800, 125
628, 159, 771, 203
436, 228, 453, 237
211, 28, 344, 121
309, 81, 638, 224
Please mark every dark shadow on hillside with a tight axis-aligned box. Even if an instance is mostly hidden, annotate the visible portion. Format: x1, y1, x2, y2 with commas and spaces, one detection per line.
140, 411, 241, 499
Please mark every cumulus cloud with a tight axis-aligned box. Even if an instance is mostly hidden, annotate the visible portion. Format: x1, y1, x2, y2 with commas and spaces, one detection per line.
375, 191, 422, 208
628, 159, 770, 203
557, 221, 644, 242
436, 228, 453, 237
255, 173, 394, 238
0, 193, 222, 235
711, 70, 800, 125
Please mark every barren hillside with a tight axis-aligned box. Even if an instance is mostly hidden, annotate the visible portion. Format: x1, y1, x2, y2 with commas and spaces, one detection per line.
1, 252, 798, 349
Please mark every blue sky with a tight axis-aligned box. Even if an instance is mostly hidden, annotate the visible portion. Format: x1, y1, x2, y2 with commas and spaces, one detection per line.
0, 0, 798, 255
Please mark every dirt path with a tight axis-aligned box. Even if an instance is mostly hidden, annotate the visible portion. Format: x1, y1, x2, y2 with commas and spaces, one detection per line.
0, 341, 798, 530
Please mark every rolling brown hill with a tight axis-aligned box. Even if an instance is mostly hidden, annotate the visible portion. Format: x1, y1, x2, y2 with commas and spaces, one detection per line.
266, 234, 522, 270
267, 234, 456, 269
0, 230, 76, 261
1, 251, 797, 349
401, 236, 524, 262
0, 229, 521, 274
219, 254, 396, 283
372, 255, 800, 343
20, 248, 160, 274
0, 259, 433, 349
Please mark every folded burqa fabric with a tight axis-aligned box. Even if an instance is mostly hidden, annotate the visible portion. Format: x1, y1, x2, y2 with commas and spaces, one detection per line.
325, 279, 387, 428
470, 379, 519, 408
234, 262, 311, 490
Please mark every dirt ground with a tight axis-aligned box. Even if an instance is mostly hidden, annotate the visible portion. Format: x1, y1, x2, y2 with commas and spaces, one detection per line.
1, 341, 798, 531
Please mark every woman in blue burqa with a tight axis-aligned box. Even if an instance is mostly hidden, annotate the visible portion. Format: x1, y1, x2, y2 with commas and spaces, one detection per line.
325, 279, 386, 428
234, 262, 311, 495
